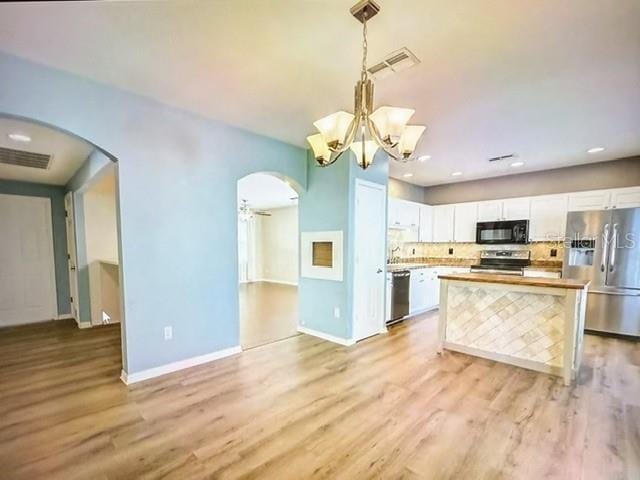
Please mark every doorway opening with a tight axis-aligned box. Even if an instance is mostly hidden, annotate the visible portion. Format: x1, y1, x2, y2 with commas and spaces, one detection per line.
237, 173, 299, 349
0, 115, 125, 373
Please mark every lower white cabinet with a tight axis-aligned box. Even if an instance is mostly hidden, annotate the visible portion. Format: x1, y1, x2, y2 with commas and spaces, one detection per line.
409, 268, 430, 314
408, 266, 470, 315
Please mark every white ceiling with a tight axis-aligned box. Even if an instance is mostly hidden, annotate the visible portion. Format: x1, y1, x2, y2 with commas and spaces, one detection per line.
1, 0, 639, 186
237, 173, 298, 210
0, 118, 93, 185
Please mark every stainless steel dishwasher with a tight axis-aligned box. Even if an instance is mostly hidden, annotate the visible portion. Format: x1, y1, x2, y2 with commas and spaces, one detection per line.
388, 270, 410, 325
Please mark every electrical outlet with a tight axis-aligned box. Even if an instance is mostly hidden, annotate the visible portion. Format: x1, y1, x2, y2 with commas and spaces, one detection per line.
164, 326, 173, 340
448, 248, 454, 255
333, 307, 340, 319
550, 248, 558, 257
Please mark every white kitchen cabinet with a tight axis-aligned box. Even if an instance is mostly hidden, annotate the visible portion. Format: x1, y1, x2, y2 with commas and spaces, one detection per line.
425, 269, 439, 308
453, 203, 478, 242
388, 198, 421, 229
477, 201, 502, 222
409, 268, 429, 314
568, 190, 611, 212
418, 204, 433, 242
502, 197, 531, 220
432, 205, 455, 242
477, 198, 530, 221
529, 194, 568, 241
610, 187, 640, 209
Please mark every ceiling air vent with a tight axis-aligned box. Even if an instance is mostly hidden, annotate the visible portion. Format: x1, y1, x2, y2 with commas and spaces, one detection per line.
367, 47, 420, 80
488, 153, 517, 163
0, 146, 51, 170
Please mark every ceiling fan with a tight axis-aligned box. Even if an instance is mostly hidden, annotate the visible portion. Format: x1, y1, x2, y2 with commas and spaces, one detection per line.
238, 199, 271, 220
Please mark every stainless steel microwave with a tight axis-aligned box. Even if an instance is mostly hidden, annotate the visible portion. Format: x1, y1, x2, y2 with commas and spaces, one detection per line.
476, 220, 529, 244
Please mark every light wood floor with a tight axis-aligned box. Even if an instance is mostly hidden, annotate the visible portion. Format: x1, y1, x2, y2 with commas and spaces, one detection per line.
239, 281, 299, 349
0, 313, 638, 479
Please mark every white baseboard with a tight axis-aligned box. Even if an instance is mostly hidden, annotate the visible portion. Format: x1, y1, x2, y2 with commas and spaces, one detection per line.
56, 314, 74, 320
297, 326, 354, 346
120, 345, 241, 385
77, 322, 92, 329
255, 278, 298, 286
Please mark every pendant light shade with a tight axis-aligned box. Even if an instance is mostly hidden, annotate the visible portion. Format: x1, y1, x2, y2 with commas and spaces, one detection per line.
349, 140, 378, 170
313, 111, 355, 147
370, 106, 415, 143
306, 134, 332, 165
398, 125, 426, 157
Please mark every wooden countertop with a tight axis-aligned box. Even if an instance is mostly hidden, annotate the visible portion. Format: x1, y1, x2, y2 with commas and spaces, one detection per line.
438, 272, 589, 290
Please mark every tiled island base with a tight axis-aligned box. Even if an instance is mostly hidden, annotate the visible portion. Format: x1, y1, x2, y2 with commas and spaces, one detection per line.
438, 273, 589, 385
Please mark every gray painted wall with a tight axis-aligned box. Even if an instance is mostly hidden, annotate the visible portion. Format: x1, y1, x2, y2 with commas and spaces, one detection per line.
423, 157, 640, 205
0, 179, 70, 315
388, 177, 424, 202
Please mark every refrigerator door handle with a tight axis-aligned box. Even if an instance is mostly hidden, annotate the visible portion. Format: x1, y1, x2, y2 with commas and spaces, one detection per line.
601, 223, 610, 273
609, 223, 618, 273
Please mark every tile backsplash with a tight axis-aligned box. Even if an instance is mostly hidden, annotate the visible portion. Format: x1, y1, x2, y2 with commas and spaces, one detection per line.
388, 229, 564, 263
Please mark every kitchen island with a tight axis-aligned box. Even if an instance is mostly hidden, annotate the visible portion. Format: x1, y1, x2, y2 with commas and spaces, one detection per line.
437, 273, 589, 385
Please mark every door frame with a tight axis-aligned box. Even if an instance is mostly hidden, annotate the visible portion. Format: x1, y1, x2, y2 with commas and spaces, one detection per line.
64, 191, 81, 324
352, 178, 387, 342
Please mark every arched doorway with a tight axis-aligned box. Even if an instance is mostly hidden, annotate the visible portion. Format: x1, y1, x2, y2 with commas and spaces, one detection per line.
237, 172, 301, 349
0, 114, 126, 373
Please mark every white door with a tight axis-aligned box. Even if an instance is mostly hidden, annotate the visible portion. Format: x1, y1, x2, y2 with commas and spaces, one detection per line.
353, 180, 386, 341
64, 192, 80, 321
0, 194, 58, 326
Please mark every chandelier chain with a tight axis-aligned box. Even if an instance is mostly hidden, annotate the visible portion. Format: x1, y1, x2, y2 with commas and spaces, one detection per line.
361, 12, 368, 82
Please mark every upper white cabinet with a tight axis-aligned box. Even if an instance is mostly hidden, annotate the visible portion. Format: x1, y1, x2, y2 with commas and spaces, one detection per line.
610, 187, 640, 209
502, 197, 531, 220
478, 198, 530, 221
568, 190, 611, 212
453, 203, 478, 242
529, 194, 568, 241
477, 201, 502, 222
388, 198, 420, 228
418, 204, 433, 242
432, 205, 455, 242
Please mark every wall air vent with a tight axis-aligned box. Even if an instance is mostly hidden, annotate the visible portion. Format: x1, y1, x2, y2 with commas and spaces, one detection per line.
367, 47, 420, 80
0, 147, 51, 170
488, 153, 517, 163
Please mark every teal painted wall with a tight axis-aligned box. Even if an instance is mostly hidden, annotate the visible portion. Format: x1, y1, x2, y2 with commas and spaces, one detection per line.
298, 149, 388, 340
0, 52, 307, 374
0, 179, 70, 315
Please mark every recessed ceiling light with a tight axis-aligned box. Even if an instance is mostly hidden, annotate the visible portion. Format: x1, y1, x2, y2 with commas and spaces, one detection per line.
511, 161, 525, 167
587, 147, 605, 154
418, 155, 431, 162
8, 133, 31, 143
403, 173, 413, 178
451, 171, 463, 177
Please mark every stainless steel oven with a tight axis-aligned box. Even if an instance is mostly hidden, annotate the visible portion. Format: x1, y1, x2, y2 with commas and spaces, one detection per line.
476, 220, 529, 244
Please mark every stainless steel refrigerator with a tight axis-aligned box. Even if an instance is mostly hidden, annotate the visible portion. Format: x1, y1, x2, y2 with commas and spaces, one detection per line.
564, 208, 640, 338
